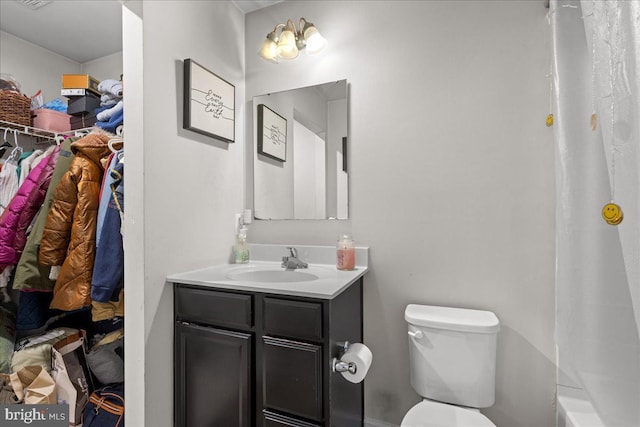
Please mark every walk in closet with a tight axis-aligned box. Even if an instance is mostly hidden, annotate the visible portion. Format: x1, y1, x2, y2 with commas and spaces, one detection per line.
1, 2, 125, 424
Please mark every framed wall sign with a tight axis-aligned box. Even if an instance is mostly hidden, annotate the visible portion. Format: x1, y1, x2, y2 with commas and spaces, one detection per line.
257, 104, 287, 162
183, 58, 235, 142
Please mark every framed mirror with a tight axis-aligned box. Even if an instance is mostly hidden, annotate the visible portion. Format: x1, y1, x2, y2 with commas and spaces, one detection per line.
253, 80, 348, 220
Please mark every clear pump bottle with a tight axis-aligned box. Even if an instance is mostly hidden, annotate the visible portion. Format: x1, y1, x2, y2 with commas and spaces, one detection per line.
235, 227, 250, 264
337, 234, 355, 270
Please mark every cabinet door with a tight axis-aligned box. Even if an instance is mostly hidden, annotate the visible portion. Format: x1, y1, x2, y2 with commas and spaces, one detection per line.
263, 336, 323, 422
175, 322, 252, 427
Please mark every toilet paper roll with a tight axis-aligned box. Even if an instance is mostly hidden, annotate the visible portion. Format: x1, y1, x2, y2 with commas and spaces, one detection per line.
340, 343, 373, 383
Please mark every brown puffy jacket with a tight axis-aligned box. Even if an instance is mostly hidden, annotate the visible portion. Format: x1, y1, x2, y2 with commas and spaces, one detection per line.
39, 131, 113, 311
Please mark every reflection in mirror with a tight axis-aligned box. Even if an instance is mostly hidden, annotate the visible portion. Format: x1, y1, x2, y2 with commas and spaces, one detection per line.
253, 80, 348, 220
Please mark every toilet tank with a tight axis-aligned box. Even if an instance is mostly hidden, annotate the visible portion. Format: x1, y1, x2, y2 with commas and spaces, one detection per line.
405, 304, 500, 408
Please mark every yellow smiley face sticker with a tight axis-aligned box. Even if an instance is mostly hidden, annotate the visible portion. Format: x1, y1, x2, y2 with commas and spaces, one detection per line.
602, 203, 624, 225
546, 114, 554, 127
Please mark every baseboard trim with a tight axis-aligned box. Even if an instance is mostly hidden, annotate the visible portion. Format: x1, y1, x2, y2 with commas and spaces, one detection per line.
364, 417, 399, 427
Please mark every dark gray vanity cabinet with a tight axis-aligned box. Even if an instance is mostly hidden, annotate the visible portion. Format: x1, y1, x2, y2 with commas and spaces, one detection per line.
173, 278, 363, 427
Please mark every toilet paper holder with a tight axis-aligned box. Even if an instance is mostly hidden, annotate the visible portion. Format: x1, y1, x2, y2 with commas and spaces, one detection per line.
332, 341, 357, 374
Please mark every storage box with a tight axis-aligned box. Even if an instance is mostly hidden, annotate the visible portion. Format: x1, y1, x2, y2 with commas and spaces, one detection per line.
33, 108, 71, 132
62, 88, 91, 97
67, 94, 101, 115
70, 112, 97, 130
62, 74, 100, 95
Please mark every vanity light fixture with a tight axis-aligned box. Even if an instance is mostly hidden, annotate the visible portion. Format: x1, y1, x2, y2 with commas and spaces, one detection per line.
259, 17, 327, 63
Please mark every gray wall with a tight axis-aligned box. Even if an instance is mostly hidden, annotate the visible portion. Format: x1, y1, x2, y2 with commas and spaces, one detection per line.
0, 30, 80, 103
0, 30, 121, 104
7, 1, 556, 425
245, 1, 556, 426
124, 1, 246, 425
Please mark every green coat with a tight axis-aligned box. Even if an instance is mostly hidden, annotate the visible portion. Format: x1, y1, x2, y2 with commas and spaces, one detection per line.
12, 139, 76, 291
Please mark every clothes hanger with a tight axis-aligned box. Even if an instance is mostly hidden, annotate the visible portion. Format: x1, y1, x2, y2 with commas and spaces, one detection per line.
0, 129, 11, 158
108, 137, 123, 154
54, 135, 64, 146
6, 132, 23, 162
1, 128, 13, 150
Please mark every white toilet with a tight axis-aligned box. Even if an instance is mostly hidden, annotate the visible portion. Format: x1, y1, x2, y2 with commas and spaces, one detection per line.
401, 304, 500, 427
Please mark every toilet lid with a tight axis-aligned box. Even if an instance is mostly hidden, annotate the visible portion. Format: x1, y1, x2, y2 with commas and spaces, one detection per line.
401, 400, 496, 427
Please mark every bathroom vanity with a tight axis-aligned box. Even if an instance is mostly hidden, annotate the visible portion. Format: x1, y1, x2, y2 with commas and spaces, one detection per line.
168, 244, 369, 427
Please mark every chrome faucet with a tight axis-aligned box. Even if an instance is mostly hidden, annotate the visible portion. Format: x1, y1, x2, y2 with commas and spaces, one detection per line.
281, 247, 308, 270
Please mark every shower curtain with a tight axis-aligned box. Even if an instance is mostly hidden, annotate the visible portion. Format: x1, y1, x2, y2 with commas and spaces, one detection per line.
552, 1, 639, 426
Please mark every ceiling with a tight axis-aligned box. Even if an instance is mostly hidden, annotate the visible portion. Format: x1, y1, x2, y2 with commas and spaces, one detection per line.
232, 0, 283, 14
0, 1, 123, 63
0, 0, 282, 64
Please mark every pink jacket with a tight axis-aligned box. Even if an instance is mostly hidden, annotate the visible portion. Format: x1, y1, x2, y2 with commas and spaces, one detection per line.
0, 146, 60, 267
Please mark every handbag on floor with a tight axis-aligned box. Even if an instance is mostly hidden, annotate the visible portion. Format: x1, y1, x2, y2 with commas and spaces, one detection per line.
11, 327, 79, 373
82, 383, 124, 427
8, 365, 57, 404
87, 329, 124, 385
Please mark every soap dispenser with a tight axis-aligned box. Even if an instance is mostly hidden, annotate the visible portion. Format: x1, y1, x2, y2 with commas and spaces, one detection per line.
235, 226, 250, 264
337, 234, 355, 270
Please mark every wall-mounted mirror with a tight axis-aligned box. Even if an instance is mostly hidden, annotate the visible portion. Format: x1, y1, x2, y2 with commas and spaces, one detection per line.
253, 79, 348, 220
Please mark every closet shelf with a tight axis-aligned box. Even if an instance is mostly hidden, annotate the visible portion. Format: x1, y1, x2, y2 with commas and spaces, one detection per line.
1, 120, 94, 141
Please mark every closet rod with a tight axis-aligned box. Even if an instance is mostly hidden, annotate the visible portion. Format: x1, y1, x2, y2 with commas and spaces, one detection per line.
0, 120, 95, 142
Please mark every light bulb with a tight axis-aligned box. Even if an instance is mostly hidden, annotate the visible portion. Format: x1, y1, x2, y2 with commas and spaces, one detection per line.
259, 38, 278, 62
259, 32, 279, 63
276, 28, 298, 59
303, 25, 326, 55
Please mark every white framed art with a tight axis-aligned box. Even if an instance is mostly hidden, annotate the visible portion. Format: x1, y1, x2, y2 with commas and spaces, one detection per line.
257, 103, 287, 162
183, 58, 235, 142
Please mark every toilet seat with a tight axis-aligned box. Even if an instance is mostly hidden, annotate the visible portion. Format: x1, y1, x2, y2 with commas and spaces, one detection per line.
401, 400, 496, 427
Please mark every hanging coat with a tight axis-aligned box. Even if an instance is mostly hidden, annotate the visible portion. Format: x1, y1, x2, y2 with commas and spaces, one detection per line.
91, 156, 124, 302
39, 131, 112, 311
13, 139, 76, 291
0, 146, 60, 267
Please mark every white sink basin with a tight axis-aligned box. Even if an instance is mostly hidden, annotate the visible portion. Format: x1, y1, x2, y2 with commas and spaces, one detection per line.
226, 264, 326, 283
228, 269, 318, 283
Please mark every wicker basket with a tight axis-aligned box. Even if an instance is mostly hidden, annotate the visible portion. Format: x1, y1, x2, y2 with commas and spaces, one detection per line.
0, 90, 32, 127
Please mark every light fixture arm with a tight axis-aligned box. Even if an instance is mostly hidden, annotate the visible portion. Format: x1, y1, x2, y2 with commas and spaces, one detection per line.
299, 17, 309, 33
266, 23, 286, 41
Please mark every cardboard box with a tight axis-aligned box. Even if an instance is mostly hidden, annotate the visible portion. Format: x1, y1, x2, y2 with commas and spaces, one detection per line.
70, 112, 97, 130
62, 74, 100, 95
33, 108, 71, 132
67, 94, 101, 116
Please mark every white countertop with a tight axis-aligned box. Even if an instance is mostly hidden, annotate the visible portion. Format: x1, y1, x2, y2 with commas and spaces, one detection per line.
167, 244, 369, 299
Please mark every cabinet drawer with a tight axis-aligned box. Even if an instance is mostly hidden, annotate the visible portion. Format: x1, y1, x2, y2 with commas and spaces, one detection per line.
263, 410, 322, 427
263, 336, 323, 421
175, 285, 252, 328
264, 297, 322, 341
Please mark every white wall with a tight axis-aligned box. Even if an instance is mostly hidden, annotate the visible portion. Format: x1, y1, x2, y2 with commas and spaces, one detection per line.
0, 30, 122, 105
0, 30, 79, 103
327, 98, 347, 218
133, 1, 245, 425
122, 4, 144, 426
81, 51, 123, 83
246, 2, 555, 426
293, 120, 325, 218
